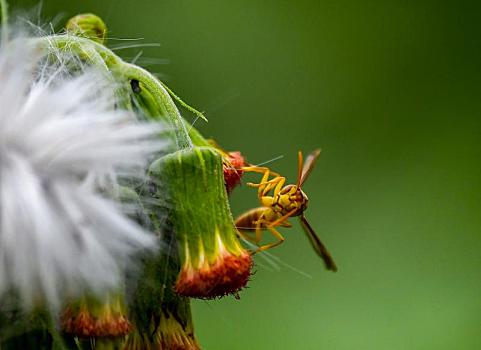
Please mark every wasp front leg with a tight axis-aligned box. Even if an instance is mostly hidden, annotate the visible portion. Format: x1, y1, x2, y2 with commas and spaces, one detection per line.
242, 166, 282, 197
253, 176, 285, 205
241, 166, 280, 178
247, 172, 286, 200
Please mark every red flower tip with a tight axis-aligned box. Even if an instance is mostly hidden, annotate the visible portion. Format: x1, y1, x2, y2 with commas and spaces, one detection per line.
223, 151, 245, 193
61, 302, 132, 338
175, 236, 252, 299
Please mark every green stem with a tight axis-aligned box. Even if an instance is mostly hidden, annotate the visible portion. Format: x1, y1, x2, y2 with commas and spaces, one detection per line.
122, 62, 192, 149
34, 35, 192, 149
36, 36, 110, 71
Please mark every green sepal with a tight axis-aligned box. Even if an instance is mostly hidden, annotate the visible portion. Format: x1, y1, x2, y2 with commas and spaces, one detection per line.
149, 147, 242, 268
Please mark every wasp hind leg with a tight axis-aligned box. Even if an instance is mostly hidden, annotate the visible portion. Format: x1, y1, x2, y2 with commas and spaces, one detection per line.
252, 213, 293, 253
238, 215, 283, 255
254, 225, 285, 253
237, 229, 258, 245
253, 208, 297, 253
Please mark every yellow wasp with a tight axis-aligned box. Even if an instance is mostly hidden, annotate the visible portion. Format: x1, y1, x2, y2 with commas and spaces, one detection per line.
235, 149, 337, 271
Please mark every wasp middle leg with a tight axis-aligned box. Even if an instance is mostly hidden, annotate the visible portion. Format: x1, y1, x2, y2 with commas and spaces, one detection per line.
251, 209, 297, 253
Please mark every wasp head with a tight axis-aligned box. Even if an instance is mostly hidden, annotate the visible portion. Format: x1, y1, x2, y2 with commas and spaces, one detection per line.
277, 184, 308, 216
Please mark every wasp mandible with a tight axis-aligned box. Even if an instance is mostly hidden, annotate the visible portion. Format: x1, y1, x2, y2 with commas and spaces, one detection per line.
235, 149, 337, 271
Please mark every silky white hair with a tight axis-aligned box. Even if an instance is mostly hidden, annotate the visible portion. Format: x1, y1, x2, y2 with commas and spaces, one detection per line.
0, 37, 166, 310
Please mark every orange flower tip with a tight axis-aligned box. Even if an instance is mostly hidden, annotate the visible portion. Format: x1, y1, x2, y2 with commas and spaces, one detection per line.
223, 151, 245, 193
124, 316, 200, 350
174, 251, 252, 299
159, 337, 200, 350
61, 307, 133, 338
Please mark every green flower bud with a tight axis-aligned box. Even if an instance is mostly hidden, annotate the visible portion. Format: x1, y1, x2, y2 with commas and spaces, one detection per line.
66, 13, 107, 45
149, 147, 252, 299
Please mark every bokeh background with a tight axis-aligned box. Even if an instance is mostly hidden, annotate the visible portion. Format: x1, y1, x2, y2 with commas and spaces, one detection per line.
16, 1, 481, 349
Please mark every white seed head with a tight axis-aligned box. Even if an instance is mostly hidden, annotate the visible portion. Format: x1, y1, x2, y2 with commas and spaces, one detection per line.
0, 37, 166, 310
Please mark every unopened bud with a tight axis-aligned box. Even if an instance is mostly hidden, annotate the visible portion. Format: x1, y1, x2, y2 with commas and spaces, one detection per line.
66, 13, 107, 45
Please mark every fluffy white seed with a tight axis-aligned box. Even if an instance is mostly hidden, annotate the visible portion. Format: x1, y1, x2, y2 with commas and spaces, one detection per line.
0, 38, 166, 310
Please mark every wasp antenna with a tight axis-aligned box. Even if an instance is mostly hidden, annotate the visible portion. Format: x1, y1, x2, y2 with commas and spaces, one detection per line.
297, 151, 303, 188
299, 149, 321, 187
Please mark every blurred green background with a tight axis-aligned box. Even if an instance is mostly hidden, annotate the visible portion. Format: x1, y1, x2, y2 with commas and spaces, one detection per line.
16, 1, 481, 349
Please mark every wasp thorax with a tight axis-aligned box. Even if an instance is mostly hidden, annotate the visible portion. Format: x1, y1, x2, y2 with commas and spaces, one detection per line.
276, 185, 308, 216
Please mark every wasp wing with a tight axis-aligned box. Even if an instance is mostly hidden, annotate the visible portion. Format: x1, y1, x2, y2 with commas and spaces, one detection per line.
300, 149, 321, 186
299, 215, 337, 271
